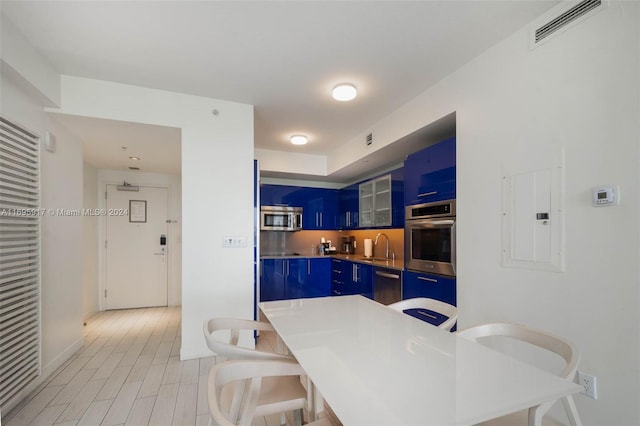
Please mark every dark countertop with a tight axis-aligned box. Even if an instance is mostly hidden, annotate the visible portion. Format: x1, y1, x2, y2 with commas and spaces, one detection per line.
260, 253, 405, 271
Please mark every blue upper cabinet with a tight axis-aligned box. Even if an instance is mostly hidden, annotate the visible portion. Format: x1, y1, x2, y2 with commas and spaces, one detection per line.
260, 184, 337, 230
404, 137, 456, 205
390, 168, 405, 227
260, 184, 300, 207
338, 183, 359, 229
294, 187, 338, 230
339, 167, 404, 230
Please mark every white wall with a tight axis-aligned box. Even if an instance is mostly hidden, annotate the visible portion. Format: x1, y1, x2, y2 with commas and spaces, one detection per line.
49, 76, 255, 360
82, 162, 99, 319
0, 72, 85, 408
330, 2, 640, 424
96, 169, 182, 307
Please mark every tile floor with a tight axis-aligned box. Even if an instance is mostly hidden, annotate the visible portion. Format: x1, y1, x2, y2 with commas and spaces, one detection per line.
3, 307, 299, 426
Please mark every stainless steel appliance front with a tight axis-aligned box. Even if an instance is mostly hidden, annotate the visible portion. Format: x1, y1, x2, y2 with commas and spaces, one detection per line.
405, 200, 456, 276
260, 206, 302, 231
373, 267, 402, 305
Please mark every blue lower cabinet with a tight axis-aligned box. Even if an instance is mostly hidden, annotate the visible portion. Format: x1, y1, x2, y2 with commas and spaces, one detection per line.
304, 258, 332, 298
261, 258, 332, 302
402, 271, 456, 306
332, 260, 373, 298
349, 262, 373, 299
331, 259, 348, 296
284, 258, 307, 300
260, 259, 285, 302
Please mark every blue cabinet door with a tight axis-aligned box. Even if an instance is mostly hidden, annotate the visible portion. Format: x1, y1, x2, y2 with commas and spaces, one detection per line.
294, 188, 338, 230
260, 259, 286, 302
390, 167, 405, 228
353, 263, 374, 299
404, 137, 456, 205
338, 183, 359, 229
260, 184, 301, 207
341, 261, 373, 299
402, 271, 456, 306
305, 258, 332, 298
284, 258, 307, 300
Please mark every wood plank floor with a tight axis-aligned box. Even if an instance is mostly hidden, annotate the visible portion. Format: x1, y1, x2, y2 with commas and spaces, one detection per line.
3, 307, 299, 426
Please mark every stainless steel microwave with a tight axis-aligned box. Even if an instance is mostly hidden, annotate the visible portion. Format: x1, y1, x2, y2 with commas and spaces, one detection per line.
405, 200, 456, 276
260, 206, 303, 231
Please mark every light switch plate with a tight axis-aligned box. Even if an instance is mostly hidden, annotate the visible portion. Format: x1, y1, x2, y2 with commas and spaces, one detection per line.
223, 236, 247, 248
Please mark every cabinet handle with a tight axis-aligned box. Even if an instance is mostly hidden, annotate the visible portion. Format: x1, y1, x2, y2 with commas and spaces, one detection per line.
319, 212, 323, 227
418, 191, 438, 197
308, 260, 311, 275
417, 276, 438, 283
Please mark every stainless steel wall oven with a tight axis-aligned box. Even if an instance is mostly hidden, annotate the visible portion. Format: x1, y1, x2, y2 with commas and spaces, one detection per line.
405, 200, 456, 276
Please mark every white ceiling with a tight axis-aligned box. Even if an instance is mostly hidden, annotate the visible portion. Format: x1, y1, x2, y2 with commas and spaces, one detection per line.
2, 0, 559, 180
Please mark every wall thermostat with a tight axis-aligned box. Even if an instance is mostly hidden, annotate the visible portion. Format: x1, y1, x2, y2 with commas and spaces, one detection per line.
592, 185, 619, 206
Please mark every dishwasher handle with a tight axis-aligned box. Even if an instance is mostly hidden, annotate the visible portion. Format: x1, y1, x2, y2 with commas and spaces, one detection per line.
375, 271, 400, 280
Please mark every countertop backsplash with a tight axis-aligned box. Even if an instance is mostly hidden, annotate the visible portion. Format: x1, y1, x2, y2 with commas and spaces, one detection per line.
260, 228, 404, 259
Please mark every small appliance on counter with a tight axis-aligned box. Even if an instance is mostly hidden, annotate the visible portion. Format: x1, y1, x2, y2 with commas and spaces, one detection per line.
319, 238, 338, 255
341, 236, 356, 254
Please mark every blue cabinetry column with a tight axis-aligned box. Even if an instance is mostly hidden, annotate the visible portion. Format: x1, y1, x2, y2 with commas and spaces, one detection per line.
404, 137, 456, 205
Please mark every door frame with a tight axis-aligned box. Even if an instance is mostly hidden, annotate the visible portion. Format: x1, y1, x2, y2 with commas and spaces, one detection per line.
97, 179, 180, 312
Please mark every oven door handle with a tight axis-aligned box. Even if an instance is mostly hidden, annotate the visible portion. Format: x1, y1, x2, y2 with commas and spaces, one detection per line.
426, 220, 455, 226
451, 221, 457, 275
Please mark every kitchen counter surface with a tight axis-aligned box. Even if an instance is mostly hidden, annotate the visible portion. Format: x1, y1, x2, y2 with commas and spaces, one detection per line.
260, 253, 405, 271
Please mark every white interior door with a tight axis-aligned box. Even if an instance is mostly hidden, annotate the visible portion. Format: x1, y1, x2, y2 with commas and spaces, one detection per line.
105, 184, 168, 309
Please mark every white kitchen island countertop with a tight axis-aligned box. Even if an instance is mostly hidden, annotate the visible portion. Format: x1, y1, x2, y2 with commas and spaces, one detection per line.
260, 295, 582, 426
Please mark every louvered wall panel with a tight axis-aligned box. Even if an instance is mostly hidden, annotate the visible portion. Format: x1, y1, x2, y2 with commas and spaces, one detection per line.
0, 116, 41, 412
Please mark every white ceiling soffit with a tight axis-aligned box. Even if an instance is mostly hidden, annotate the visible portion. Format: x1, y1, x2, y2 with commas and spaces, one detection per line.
2, 1, 559, 180
50, 114, 181, 175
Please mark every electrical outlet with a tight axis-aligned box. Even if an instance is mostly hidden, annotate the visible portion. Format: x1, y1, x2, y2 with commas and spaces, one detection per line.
578, 371, 598, 399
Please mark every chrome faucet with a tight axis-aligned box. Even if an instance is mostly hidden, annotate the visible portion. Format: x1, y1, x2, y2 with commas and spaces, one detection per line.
374, 232, 390, 259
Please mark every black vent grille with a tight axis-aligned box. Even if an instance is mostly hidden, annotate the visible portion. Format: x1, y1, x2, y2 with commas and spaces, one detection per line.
535, 0, 601, 43
366, 133, 373, 146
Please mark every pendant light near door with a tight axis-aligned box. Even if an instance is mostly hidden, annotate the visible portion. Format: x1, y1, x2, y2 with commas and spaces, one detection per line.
332, 83, 357, 101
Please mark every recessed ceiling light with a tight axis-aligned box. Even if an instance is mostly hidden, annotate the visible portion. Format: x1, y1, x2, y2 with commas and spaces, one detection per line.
290, 135, 308, 145
129, 156, 141, 160
332, 83, 357, 101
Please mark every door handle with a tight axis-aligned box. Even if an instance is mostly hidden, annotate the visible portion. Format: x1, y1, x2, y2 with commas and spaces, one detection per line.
417, 276, 438, 283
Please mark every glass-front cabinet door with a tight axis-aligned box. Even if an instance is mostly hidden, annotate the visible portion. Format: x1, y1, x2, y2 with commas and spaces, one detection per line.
359, 181, 374, 227
359, 174, 392, 228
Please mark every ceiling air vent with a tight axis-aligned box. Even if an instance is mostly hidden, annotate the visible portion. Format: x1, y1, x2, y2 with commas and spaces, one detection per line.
366, 133, 373, 146
534, 0, 602, 43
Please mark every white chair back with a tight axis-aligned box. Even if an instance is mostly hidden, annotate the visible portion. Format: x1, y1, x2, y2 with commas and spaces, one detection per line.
203, 318, 292, 361
208, 359, 306, 426
457, 322, 582, 426
387, 297, 458, 331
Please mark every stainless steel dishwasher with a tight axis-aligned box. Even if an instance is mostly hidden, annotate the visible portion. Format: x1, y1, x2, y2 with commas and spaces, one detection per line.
373, 267, 402, 305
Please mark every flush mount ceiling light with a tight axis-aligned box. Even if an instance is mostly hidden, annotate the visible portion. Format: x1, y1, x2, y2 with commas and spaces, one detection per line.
129, 156, 141, 160
290, 135, 308, 145
332, 83, 357, 101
